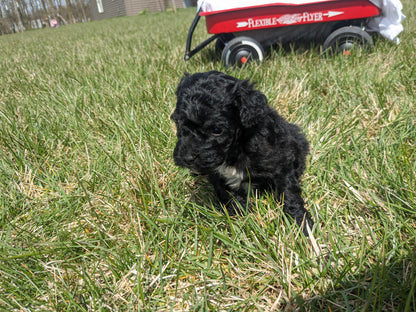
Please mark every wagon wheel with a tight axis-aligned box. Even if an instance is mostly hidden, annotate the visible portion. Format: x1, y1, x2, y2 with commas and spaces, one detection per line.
215, 34, 234, 56
221, 36, 264, 67
323, 26, 373, 56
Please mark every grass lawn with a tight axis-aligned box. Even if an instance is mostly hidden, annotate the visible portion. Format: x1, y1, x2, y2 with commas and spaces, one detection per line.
0, 2, 415, 311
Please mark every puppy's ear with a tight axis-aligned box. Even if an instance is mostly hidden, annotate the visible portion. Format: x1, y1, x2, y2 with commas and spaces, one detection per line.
232, 80, 268, 128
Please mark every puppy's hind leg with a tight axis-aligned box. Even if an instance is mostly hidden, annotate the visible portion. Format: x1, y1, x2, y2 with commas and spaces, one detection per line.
282, 184, 314, 236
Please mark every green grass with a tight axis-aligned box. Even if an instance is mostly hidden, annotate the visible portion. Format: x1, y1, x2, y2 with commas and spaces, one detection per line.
0, 2, 415, 311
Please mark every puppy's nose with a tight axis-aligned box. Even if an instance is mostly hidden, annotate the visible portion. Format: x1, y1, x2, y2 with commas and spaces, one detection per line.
174, 146, 197, 166
183, 153, 197, 163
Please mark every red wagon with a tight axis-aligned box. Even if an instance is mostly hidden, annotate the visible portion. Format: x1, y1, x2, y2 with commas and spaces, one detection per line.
185, 0, 384, 66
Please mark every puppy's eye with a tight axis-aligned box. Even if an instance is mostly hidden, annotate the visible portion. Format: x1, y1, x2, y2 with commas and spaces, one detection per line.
211, 127, 223, 136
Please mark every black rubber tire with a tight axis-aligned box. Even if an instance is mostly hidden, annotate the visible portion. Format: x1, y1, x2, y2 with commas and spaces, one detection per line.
221, 36, 264, 67
215, 34, 234, 56
323, 26, 373, 56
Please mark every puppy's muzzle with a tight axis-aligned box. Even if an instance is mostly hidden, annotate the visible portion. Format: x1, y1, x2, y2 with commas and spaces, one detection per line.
173, 146, 198, 167
180, 154, 198, 166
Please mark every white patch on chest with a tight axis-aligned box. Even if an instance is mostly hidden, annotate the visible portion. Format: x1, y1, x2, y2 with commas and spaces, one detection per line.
216, 163, 244, 190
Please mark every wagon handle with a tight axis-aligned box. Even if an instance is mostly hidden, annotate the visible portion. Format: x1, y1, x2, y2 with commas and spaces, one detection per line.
184, 8, 219, 61
184, 9, 201, 60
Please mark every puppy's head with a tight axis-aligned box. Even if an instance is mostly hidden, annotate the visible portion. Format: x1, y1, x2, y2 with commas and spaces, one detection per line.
171, 71, 268, 173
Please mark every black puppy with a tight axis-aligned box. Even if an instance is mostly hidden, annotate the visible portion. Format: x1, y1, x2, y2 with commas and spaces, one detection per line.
171, 71, 313, 235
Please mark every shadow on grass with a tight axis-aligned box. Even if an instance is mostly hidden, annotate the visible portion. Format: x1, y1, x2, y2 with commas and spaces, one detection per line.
177, 174, 415, 311
295, 251, 416, 311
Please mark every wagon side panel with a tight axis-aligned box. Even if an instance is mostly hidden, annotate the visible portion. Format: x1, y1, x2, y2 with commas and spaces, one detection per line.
202, 0, 380, 34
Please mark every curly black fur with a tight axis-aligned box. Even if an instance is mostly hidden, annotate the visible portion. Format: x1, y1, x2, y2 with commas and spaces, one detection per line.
171, 71, 313, 235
